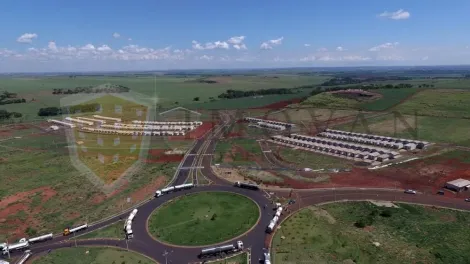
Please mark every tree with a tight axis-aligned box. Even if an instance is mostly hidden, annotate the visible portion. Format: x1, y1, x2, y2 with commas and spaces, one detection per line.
193, 97, 200, 101
211, 213, 217, 221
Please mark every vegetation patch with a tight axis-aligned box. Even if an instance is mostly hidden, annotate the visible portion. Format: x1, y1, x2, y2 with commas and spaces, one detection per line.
300, 93, 361, 109
78, 221, 124, 239
209, 252, 248, 264
275, 147, 351, 170
361, 88, 420, 111
272, 202, 470, 264
32, 247, 155, 264
148, 192, 259, 246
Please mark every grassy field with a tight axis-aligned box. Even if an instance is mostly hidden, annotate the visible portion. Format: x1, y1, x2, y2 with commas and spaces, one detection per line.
393, 89, 470, 118
147, 192, 259, 246
31, 247, 155, 264
0, 130, 178, 241
299, 93, 361, 109
0, 75, 327, 120
214, 138, 262, 165
361, 88, 421, 111
267, 108, 359, 124
209, 252, 248, 264
276, 147, 352, 170
78, 221, 124, 240
335, 113, 470, 146
272, 202, 470, 264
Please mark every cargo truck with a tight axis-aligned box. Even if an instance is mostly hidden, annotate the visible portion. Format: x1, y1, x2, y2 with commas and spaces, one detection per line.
63, 223, 88, 236
2, 241, 29, 255
199, 240, 244, 258
234, 181, 259, 190
27, 233, 53, 244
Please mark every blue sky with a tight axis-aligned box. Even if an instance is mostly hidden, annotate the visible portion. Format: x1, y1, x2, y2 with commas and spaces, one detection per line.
1, 0, 470, 72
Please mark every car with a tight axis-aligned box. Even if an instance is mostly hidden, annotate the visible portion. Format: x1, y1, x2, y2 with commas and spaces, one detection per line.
437, 190, 444, 195
465, 198, 470, 202
404, 189, 417, 194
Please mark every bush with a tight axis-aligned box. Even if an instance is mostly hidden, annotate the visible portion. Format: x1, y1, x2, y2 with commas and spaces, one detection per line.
380, 209, 393, 217
354, 220, 366, 228
25, 227, 37, 236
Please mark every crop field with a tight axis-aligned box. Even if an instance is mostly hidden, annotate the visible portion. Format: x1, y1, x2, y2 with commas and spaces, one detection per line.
393, 89, 470, 118
0, 75, 327, 120
210, 252, 248, 264
147, 192, 259, 246
335, 113, 470, 146
360, 88, 421, 111
0, 129, 178, 241
31, 247, 155, 264
272, 202, 470, 264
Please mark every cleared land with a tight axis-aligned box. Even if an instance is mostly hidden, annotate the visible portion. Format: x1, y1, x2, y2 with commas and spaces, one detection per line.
335, 113, 470, 146
273, 146, 352, 170
393, 89, 470, 118
272, 202, 470, 264
79, 221, 124, 239
148, 192, 259, 246
214, 138, 263, 166
0, 127, 177, 241
209, 252, 248, 264
31, 247, 155, 264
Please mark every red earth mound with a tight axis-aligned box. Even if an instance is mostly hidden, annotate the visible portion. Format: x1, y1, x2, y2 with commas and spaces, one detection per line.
146, 149, 184, 163
251, 97, 306, 110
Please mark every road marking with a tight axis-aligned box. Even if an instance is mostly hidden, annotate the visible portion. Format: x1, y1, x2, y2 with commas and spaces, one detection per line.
180, 166, 204, 169
262, 150, 272, 153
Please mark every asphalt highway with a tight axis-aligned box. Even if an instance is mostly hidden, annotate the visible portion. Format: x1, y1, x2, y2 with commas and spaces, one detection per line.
8, 116, 470, 264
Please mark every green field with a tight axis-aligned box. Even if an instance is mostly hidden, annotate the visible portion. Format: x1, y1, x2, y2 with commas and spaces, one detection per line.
209, 252, 248, 264
214, 138, 262, 165
31, 247, 155, 264
300, 93, 361, 109
272, 202, 470, 264
335, 113, 470, 146
276, 147, 352, 170
393, 89, 470, 118
0, 131, 177, 241
0, 75, 326, 121
79, 221, 124, 240
148, 192, 259, 246
361, 88, 421, 111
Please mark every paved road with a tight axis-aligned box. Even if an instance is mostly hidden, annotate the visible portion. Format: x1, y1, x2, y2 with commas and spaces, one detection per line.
9, 114, 470, 264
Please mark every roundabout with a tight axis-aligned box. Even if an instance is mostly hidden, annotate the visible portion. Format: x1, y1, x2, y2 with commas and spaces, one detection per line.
147, 191, 260, 246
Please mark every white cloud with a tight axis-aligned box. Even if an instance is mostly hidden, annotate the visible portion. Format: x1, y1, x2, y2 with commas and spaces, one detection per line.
304, 44, 311, 47
192, 40, 230, 50
369, 42, 399, 51
97, 45, 112, 52
113, 33, 121, 38
233, 43, 247, 50
317, 47, 328, 52
260, 37, 284, 50
376, 55, 405, 61
48, 41, 58, 51
17, 33, 38, 43
198, 55, 213, 60
342, 55, 372, 61
300, 55, 316, 62
227, 36, 245, 45
316, 55, 371, 62
128, 38, 132, 41
421, 56, 429, 61
336, 46, 345, 51
192, 40, 204, 50
81, 44, 96, 51
378, 9, 410, 20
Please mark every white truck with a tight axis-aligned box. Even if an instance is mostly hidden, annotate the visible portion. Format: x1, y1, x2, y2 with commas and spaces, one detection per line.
63, 223, 88, 236
124, 209, 138, 239
27, 233, 53, 244
2, 241, 29, 255
155, 183, 195, 197
155, 186, 175, 197
199, 240, 244, 258
264, 252, 271, 264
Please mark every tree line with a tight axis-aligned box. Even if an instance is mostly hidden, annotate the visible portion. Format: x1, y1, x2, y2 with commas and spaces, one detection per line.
0, 91, 27, 105
0, 109, 22, 120
52, 85, 130, 95
38, 103, 100, 117
218, 88, 295, 99
321, 76, 412, 86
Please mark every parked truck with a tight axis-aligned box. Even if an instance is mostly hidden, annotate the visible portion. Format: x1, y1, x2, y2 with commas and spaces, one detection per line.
199, 240, 244, 258
63, 223, 88, 236
234, 181, 259, 190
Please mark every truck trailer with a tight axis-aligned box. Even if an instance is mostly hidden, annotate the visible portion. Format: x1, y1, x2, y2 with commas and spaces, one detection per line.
2, 241, 29, 255
63, 223, 88, 236
27, 233, 53, 243
199, 241, 244, 258
155, 186, 175, 197
234, 181, 259, 190
264, 252, 271, 264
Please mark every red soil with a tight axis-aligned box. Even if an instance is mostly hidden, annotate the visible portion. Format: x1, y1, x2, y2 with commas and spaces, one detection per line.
146, 149, 184, 163
251, 97, 306, 110
107, 179, 130, 198
168, 122, 215, 140
128, 176, 166, 202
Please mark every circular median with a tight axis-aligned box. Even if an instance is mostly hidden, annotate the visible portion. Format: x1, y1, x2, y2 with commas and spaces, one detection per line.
147, 191, 260, 246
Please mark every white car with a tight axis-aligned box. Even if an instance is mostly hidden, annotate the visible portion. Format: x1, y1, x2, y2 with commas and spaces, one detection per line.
465, 198, 470, 202
404, 189, 417, 194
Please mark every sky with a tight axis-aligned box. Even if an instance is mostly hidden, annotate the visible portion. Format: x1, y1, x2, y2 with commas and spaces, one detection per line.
1, 0, 470, 72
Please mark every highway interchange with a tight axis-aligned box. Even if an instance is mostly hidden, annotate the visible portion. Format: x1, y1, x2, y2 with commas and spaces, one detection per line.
15, 112, 470, 264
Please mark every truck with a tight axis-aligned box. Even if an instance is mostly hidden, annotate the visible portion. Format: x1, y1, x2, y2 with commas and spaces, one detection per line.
264, 252, 271, 264
266, 216, 279, 234
63, 223, 88, 236
17, 250, 32, 264
2, 241, 29, 255
199, 240, 244, 258
234, 181, 259, 190
174, 183, 194, 190
155, 186, 175, 197
27, 233, 53, 243
275, 207, 283, 217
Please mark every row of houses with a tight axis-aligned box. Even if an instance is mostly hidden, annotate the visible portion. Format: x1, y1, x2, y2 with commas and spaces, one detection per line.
244, 117, 295, 130
269, 134, 401, 163
324, 129, 430, 150
80, 127, 186, 136
100, 123, 198, 131
132, 120, 203, 126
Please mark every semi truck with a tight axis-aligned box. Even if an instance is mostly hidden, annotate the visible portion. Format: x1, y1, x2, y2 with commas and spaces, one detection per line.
266, 207, 283, 233
17, 250, 32, 264
264, 252, 271, 264
26, 233, 53, 244
234, 181, 259, 190
155, 183, 195, 197
199, 240, 244, 258
124, 209, 138, 239
63, 223, 88, 236
2, 241, 29, 255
